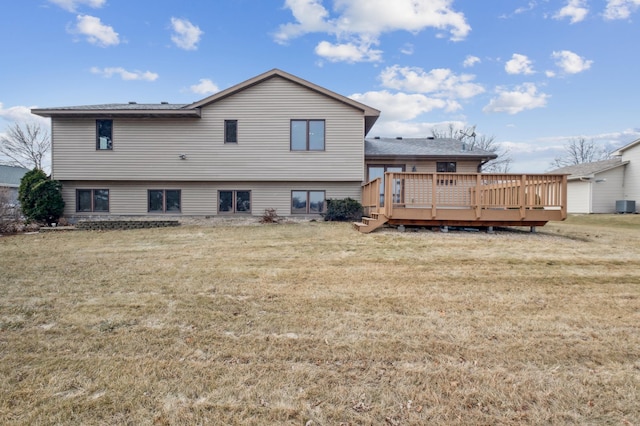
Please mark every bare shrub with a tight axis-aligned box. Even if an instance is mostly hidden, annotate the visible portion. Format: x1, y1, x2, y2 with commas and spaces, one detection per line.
259, 208, 281, 224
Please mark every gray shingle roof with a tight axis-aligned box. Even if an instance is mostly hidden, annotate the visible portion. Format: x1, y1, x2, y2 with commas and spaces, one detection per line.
548, 158, 625, 178
0, 165, 30, 187
365, 137, 498, 159
36, 103, 189, 111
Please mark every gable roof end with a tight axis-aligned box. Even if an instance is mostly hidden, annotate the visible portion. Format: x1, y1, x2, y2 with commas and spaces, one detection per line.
612, 137, 640, 155
187, 69, 380, 135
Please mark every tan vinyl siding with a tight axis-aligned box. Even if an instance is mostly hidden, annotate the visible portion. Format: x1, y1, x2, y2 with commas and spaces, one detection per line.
61, 181, 360, 217
52, 77, 364, 182
365, 159, 481, 179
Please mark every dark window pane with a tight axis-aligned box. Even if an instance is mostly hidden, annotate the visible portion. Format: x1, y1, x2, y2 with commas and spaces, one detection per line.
309, 191, 325, 213
225, 120, 237, 143
236, 191, 251, 213
165, 190, 181, 212
77, 190, 92, 212
309, 120, 325, 150
437, 162, 456, 172
94, 189, 109, 212
219, 191, 233, 212
97, 120, 113, 150
291, 191, 307, 214
291, 120, 307, 150
148, 190, 164, 212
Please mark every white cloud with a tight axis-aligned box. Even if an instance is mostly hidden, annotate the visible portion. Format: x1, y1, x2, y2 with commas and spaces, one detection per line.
0, 103, 50, 126
400, 43, 414, 55
552, 50, 593, 74
545, 70, 556, 78
49, 0, 106, 12
505, 53, 534, 75
190, 78, 219, 95
463, 55, 480, 68
379, 65, 484, 100
170, 17, 203, 50
71, 14, 119, 47
315, 40, 382, 63
275, 0, 470, 62
604, 0, 640, 20
91, 67, 158, 81
483, 83, 549, 115
554, 0, 589, 23
350, 90, 460, 121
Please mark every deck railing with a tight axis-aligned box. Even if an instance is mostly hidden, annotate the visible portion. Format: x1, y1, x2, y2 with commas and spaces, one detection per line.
361, 177, 381, 215
364, 172, 567, 221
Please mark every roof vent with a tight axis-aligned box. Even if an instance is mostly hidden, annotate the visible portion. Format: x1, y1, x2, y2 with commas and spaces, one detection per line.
374, 136, 380, 139
396, 136, 403, 140
427, 136, 435, 140
128, 101, 137, 104
160, 101, 169, 104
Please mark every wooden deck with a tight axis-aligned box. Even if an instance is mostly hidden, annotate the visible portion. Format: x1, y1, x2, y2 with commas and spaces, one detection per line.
355, 172, 567, 233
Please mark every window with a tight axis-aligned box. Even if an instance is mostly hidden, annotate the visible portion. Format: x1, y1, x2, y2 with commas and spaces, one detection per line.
437, 162, 456, 172
148, 190, 181, 213
76, 189, 109, 212
291, 120, 325, 151
96, 120, 113, 150
367, 165, 404, 206
218, 190, 251, 214
224, 120, 237, 143
291, 190, 325, 214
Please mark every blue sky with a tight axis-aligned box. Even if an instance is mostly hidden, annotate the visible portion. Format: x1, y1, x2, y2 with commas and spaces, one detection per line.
1, 0, 639, 172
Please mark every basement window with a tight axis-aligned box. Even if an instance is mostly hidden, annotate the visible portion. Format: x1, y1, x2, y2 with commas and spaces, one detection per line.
77, 189, 109, 212
291, 190, 325, 214
219, 190, 251, 214
148, 190, 181, 213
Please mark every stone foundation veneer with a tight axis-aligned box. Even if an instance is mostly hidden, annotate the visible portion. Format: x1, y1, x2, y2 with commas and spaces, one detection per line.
75, 220, 180, 231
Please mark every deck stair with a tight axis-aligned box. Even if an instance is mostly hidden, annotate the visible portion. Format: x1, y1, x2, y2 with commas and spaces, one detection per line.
353, 212, 388, 233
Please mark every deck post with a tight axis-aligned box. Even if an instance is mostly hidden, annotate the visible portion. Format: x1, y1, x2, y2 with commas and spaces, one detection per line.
520, 174, 527, 219
475, 174, 482, 219
431, 173, 437, 219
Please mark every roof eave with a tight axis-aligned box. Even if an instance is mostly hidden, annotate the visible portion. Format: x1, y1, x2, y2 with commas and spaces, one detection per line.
31, 108, 201, 118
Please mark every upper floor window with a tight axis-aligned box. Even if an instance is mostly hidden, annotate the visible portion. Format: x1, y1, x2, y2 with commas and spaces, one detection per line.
96, 120, 113, 150
291, 119, 325, 151
77, 189, 109, 212
224, 120, 238, 143
437, 162, 456, 173
148, 189, 181, 213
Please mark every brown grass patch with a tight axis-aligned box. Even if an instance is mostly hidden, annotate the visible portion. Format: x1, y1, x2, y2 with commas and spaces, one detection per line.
1, 216, 639, 425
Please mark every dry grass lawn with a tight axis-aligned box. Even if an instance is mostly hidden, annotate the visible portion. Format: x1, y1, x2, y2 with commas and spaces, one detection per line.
1, 215, 639, 425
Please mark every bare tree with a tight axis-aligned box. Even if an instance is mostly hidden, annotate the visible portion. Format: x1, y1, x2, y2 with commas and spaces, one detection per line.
432, 124, 512, 173
0, 122, 50, 170
551, 137, 610, 169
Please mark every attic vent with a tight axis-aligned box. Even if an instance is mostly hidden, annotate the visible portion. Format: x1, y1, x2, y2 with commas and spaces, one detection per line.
128, 101, 137, 104
396, 136, 403, 140
160, 101, 169, 104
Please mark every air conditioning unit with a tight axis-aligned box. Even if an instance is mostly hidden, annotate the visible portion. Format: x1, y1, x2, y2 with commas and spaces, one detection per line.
616, 200, 636, 214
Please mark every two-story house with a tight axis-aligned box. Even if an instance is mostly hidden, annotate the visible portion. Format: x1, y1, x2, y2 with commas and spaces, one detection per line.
33, 69, 381, 218
33, 69, 566, 231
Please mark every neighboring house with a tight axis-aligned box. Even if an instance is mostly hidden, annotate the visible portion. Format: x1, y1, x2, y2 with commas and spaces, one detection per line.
0, 165, 29, 206
613, 138, 640, 210
31, 69, 499, 219
550, 159, 628, 213
549, 138, 640, 214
